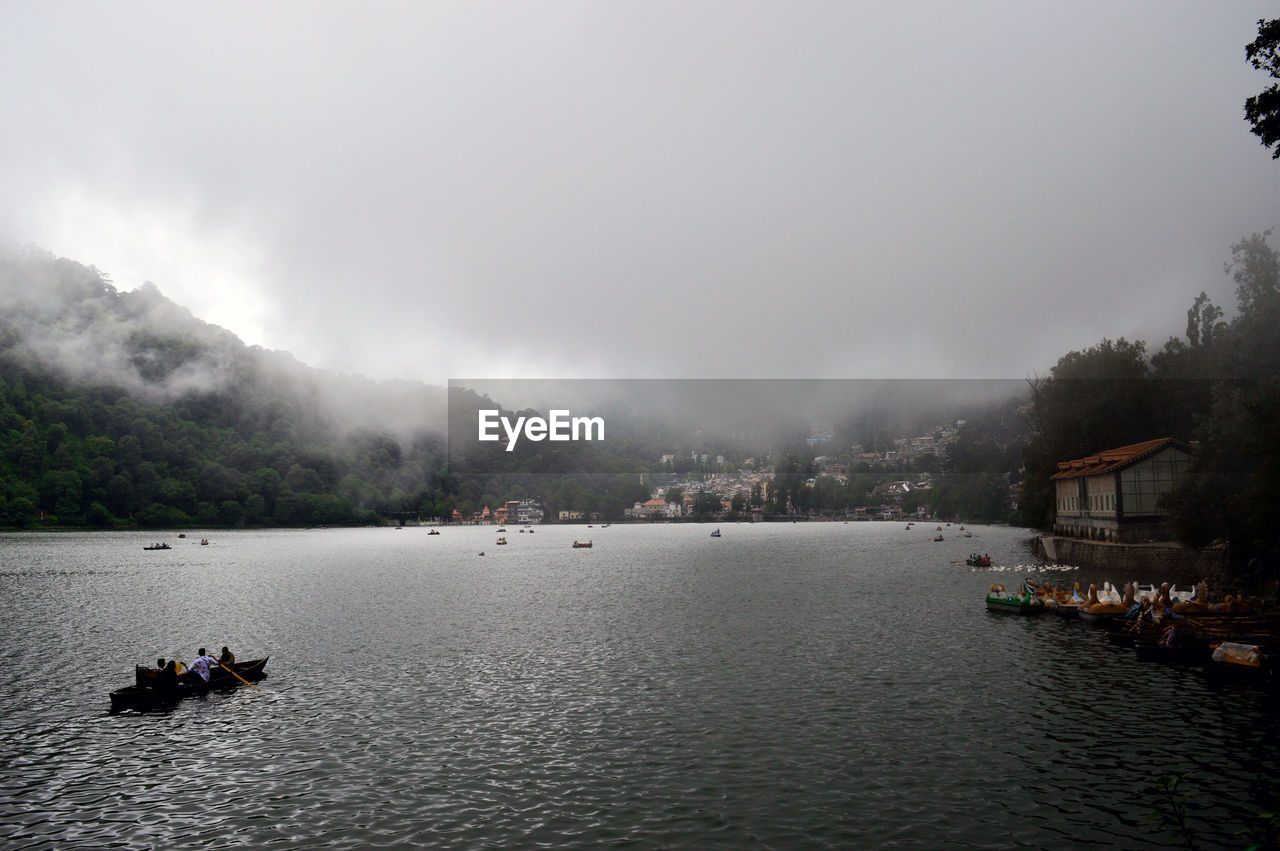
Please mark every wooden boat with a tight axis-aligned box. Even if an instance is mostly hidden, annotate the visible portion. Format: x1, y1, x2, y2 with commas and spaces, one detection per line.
496, 537, 508, 545
572, 540, 592, 548
965, 554, 991, 567
110, 658, 268, 712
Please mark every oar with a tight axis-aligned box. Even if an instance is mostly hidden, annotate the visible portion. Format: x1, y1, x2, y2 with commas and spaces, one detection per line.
217, 662, 258, 689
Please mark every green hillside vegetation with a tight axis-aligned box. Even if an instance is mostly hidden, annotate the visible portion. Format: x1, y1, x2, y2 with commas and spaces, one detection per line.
0, 248, 450, 528
0, 248, 655, 528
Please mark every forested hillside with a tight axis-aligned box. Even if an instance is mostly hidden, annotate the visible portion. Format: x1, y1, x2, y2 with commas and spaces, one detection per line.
0, 247, 450, 528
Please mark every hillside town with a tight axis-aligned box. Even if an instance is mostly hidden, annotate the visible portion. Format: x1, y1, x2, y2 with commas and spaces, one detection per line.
438, 418, 1026, 525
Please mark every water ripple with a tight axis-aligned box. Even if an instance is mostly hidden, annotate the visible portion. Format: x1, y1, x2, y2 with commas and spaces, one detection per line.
1, 525, 1275, 848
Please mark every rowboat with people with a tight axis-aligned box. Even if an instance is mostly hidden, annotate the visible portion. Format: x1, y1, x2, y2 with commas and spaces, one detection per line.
109, 657, 268, 712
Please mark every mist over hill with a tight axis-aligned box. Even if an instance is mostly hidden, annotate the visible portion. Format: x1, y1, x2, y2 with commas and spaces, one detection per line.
0, 247, 1033, 529
0, 246, 455, 527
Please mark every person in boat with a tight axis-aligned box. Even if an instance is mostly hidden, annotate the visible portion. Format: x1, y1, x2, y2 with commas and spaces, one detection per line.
219, 646, 236, 667
183, 648, 220, 685
155, 658, 180, 687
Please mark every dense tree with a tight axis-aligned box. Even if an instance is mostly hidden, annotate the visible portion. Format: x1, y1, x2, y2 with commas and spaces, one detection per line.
1245, 18, 1280, 159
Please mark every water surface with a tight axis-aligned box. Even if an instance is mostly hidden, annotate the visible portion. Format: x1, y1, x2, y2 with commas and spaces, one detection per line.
1, 523, 1276, 848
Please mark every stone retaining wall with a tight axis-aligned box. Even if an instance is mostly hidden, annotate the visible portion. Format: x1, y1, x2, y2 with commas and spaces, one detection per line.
1035, 535, 1229, 586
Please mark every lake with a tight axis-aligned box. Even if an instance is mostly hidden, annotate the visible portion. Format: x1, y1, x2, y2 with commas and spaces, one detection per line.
1, 522, 1276, 848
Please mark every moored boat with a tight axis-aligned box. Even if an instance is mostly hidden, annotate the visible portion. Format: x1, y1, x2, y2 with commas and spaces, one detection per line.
985, 583, 1042, 615
572, 540, 592, 548
110, 658, 268, 712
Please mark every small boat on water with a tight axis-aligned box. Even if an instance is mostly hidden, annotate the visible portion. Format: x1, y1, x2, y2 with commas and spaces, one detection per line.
428, 529, 441, 535
985, 582, 1042, 615
496, 537, 508, 545
143, 543, 171, 551
965, 554, 992, 567
110, 658, 268, 712
933, 534, 944, 542
710, 529, 721, 537
572, 540, 592, 548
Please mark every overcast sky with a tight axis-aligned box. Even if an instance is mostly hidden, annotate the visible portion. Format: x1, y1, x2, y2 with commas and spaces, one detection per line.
2, 2, 1276, 384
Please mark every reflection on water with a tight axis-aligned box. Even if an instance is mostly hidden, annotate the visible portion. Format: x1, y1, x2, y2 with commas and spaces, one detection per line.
1, 524, 1277, 848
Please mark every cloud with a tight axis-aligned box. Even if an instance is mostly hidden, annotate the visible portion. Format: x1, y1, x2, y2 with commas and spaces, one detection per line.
1, 2, 1276, 384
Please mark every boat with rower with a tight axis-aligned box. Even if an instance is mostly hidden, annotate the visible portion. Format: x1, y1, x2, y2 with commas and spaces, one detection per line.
109, 657, 268, 712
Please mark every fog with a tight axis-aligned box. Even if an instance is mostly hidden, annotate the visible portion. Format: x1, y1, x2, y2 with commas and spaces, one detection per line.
2, 3, 1277, 385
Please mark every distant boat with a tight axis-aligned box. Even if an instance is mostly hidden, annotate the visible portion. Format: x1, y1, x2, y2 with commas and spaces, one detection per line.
143, 543, 171, 551
496, 537, 507, 545
710, 529, 721, 537
497, 528, 506, 532
428, 529, 440, 535
933, 535, 944, 542
572, 541, 592, 548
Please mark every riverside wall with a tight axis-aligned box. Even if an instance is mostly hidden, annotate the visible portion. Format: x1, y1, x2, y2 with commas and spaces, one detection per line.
1035, 535, 1230, 586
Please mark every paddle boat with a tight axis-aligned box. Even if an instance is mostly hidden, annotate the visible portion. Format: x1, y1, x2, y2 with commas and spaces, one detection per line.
985, 581, 1043, 615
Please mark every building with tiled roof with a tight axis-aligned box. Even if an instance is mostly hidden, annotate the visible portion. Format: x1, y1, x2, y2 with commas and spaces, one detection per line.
1050, 437, 1193, 542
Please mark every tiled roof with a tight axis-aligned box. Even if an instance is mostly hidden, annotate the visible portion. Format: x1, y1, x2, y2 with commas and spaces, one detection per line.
1050, 437, 1192, 480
